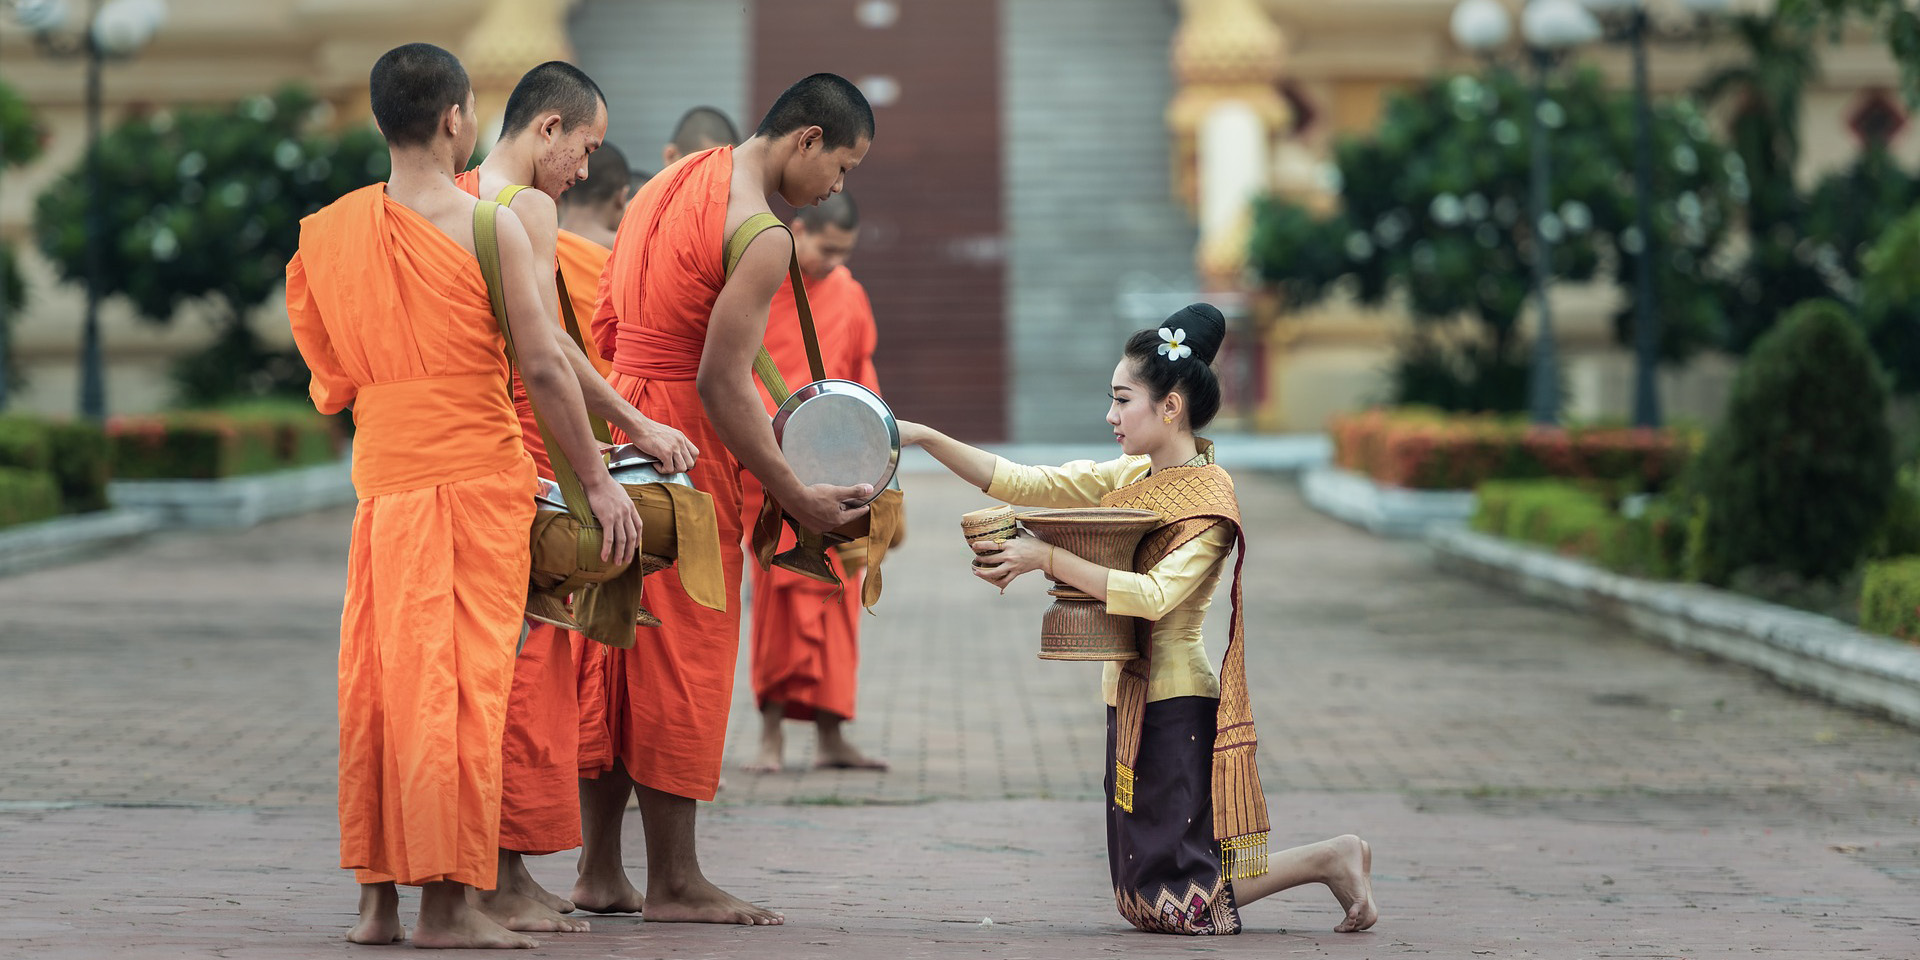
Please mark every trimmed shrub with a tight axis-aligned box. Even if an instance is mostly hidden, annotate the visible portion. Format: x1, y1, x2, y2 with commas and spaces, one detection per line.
43, 420, 109, 513
1332, 408, 1694, 491
0, 416, 51, 472
0, 467, 60, 530
1868, 466, 1920, 561
107, 406, 337, 480
1694, 300, 1895, 584
1860, 556, 1920, 643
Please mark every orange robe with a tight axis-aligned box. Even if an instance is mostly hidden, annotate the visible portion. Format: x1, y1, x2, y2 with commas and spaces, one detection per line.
453, 170, 582, 856
575, 146, 741, 800
286, 184, 535, 888
742, 265, 880, 721
556, 229, 616, 379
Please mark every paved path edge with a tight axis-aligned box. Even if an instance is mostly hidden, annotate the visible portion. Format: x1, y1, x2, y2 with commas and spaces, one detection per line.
1429, 525, 1920, 730
1300, 465, 1476, 538
0, 508, 164, 577
107, 455, 355, 530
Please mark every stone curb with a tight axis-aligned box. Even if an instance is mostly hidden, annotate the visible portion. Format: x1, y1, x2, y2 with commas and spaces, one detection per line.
1428, 525, 1920, 730
106, 456, 354, 530
0, 509, 165, 577
1300, 465, 1476, 538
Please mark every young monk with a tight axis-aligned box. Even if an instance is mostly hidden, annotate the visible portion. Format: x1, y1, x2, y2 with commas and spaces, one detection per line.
571, 73, 876, 925
900, 304, 1381, 937
554, 144, 630, 382
452, 60, 698, 936
659, 105, 739, 170
741, 192, 888, 774
285, 42, 641, 949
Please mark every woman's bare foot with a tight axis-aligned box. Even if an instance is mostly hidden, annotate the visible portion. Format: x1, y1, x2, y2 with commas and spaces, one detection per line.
645, 876, 783, 925
1327, 835, 1378, 933
475, 888, 591, 934
504, 856, 574, 915
570, 870, 645, 915
415, 881, 537, 949
348, 882, 404, 945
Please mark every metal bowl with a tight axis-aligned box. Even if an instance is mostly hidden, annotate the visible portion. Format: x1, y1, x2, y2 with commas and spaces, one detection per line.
770, 379, 898, 507
604, 443, 695, 488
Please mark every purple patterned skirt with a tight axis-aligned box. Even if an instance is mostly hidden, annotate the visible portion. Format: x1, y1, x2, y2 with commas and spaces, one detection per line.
1105, 696, 1241, 935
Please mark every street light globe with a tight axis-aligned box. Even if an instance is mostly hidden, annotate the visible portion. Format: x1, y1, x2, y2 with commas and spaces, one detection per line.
92, 0, 167, 56
12, 0, 71, 33
1450, 0, 1513, 52
1523, 0, 1603, 49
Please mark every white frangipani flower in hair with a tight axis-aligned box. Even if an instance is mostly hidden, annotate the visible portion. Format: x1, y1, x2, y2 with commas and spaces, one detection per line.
1157, 327, 1191, 362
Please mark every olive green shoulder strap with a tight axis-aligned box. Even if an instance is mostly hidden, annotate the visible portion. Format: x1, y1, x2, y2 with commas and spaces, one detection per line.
724, 212, 824, 405
497, 185, 612, 444
473, 199, 600, 547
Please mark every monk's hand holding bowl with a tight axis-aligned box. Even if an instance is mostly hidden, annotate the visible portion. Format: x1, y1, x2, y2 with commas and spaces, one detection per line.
972, 533, 1046, 590
621, 417, 700, 475
584, 476, 642, 565
789, 482, 873, 533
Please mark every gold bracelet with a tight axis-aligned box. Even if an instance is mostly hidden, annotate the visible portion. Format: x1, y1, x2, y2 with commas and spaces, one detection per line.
1047, 543, 1056, 577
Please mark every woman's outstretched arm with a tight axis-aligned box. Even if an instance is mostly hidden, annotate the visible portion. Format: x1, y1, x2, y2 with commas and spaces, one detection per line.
899, 419, 997, 491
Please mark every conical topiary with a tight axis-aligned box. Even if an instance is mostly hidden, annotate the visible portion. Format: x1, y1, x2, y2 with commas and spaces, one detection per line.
1695, 299, 1894, 585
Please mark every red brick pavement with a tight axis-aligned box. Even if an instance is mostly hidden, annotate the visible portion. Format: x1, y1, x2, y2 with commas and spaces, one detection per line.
0, 468, 1915, 958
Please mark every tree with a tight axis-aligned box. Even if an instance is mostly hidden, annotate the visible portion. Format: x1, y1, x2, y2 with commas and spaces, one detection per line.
1, 79, 47, 400
1249, 67, 1738, 413
33, 86, 389, 404
1782, 0, 1920, 106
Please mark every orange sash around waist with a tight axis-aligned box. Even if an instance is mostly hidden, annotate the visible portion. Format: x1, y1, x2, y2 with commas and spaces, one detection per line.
611, 325, 707, 382
350, 373, 525, 497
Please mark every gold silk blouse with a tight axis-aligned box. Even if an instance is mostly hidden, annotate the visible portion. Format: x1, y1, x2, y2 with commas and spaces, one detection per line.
986, 453, 1232, 707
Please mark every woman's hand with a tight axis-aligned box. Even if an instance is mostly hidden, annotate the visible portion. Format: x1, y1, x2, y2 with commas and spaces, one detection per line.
897, 419, 932, 447
971, 533, 1051, 590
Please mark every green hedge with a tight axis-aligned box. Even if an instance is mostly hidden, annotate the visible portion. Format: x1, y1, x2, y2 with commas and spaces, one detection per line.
0, 417, 51, 473
1473, 479, 1697, 579
0, 466, 60, 530
108, 405, 338, 480
1860, 556, 1920, 644
0, 416, 108, 516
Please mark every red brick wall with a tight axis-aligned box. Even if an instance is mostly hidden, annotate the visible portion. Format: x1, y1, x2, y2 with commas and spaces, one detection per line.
752, 0, 1006, 441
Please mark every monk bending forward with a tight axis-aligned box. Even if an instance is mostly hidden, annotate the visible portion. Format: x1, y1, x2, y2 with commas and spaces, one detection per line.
287, 43, 639, 949
572, 73, 876, 924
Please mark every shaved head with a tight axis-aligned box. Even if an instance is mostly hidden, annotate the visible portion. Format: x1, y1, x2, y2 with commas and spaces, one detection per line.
499, 60, 605, 140
755, 73, 874, 150
561, 141, 631, 210
794, 191, 858, 232
369, 42, 471, 148
670, 106, 739, 153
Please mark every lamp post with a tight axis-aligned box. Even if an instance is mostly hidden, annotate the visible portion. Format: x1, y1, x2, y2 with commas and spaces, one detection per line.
1577, 0, 1733, 429
7, 0, 167, 421
1452, 0, 1601, 425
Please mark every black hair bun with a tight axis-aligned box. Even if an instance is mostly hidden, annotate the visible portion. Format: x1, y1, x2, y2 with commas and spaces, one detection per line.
1163, 303, 1226, 365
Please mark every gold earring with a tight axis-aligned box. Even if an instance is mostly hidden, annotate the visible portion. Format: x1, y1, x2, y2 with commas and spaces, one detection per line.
1162, 414, 1173, 424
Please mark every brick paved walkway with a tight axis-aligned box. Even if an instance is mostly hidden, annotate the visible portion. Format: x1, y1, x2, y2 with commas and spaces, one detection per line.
1, 467, 1915, 958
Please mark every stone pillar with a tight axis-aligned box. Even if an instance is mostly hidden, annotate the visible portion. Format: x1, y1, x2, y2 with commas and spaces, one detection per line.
1168, 0, 1290, 429
462, 0, 575, 141
1167, 0, 1289, 288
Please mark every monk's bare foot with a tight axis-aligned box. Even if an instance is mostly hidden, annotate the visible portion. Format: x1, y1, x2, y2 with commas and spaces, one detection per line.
505, 857, 574, 915
1327, 835, 1378, 933
746, 736, 783, 774
475, 888, 591, 934
415, 882, 536, 949
570, 872, 645, 915
645, 876, 783, 925
348, 882, 404, 945
813, 742, 888, 771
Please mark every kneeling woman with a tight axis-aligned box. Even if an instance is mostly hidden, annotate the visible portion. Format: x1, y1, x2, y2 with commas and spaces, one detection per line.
899, 304, 1378, 936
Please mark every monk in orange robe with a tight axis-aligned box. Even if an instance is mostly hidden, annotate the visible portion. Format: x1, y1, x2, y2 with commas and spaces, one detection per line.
658, 105, 739, 174
740, 192, 889, 774
555, 142, 631, 381
453, 63, 697, 936
286, 43, 639, 949
572, 74, 876, 925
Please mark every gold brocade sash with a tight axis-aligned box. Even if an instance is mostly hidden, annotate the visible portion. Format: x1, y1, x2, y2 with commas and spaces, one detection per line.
1100, 456, 1269, 881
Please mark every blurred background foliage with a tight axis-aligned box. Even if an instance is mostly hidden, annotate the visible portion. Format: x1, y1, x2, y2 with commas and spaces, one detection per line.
32, 85, 388, 405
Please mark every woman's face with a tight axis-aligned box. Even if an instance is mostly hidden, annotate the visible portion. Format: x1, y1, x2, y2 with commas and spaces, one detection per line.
1107, 358, 1176, 457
